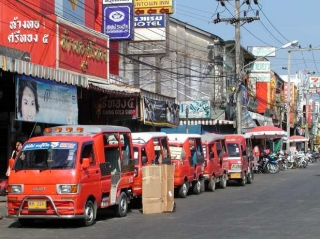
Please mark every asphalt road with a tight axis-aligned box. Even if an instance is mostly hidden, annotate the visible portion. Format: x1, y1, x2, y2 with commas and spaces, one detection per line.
1, 163, 320, 239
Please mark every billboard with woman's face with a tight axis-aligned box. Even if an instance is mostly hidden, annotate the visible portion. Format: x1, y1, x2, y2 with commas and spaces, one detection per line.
16, 74, 78, 124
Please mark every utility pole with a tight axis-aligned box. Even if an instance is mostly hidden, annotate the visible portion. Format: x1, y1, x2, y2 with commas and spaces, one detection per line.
214, 0, 260, 134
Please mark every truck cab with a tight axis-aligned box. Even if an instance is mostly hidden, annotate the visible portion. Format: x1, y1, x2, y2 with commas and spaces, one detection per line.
167, 134, 204, 198
7, 125, 135, 227
201, 133, 229, 191
131, 132, 171, 197
225, 134, 253, 186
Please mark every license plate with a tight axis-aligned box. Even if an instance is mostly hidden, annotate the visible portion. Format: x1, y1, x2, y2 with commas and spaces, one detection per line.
28, 200, 47, 210
230, 173, 241, 179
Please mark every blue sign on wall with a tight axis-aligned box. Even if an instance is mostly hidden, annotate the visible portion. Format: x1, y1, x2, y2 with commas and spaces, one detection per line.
102, 4, 133, 40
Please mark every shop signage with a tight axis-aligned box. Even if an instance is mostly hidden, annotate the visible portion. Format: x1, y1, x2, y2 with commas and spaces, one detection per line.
134, 14, 166, 41
102, 4, 133, 40
58, 17, 109, 79
95, 96, 138, 118
179, 101, 211, 119
134, 0, 173, 14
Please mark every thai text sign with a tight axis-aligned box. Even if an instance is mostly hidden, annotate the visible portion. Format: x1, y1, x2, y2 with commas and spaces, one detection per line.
102, 5, 133, 40
134, 0, 173, 14
95, 95, 138, 117
134, 14, 166, 41
0, 3, 57, 66
16, 74, 78, 124
250, 61, 271, 72
58, 17, 109, 79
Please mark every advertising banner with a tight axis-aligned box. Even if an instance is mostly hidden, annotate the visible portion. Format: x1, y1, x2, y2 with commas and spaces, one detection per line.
134, 14, 166, 41
94, 95, 138, 118
103, 0, 133, 4
179, 101, 211, 119
102, 4, 133, 40
16, 74, 78, 124
143, 97, 179, 127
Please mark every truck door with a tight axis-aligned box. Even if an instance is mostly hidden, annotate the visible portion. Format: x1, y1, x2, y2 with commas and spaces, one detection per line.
80, 143, 100, 196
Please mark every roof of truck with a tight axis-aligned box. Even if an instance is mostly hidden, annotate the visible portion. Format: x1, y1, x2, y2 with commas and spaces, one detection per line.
167, 133, 201, 143
201, 133, 225, 143
132, 132, 167, 144
43, 125, 131, 136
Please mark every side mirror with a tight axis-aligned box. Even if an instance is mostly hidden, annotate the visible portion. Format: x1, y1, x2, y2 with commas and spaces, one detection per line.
142, 156, 148, 164
9, 158, 15, 168
82, 157, 90, 169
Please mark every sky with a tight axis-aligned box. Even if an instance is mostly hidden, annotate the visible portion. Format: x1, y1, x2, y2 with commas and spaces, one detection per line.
171, 0, 320, 78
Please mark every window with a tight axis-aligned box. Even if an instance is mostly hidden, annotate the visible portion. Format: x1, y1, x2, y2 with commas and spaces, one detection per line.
81, 144, 95, 166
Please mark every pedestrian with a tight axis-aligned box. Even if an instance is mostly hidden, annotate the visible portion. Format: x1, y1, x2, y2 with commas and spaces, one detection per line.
6, 141, 22, 176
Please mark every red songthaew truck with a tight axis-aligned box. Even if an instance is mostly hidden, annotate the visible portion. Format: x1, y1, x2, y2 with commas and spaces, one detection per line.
225, 134, 253, 186
201, 133, 229, 191
131, 132, 171, 197
167, 134, 204, 198
7, 125, 135, 227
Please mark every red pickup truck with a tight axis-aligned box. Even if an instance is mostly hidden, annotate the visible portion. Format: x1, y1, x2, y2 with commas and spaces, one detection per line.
167, 134, 204, 198
201, 133, 229, 191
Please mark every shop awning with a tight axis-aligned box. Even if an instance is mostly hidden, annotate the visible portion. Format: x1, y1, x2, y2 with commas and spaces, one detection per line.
88, 80, 141, 96
249, 111, 274, 126
0, 55, 88, 87
179, 110, 234, 126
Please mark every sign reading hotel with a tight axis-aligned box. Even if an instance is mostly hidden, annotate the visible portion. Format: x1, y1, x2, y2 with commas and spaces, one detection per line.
134, 0, 173, 14
134, 14, 166, 41
58, 17, 109, 79
102, 5, 133, 40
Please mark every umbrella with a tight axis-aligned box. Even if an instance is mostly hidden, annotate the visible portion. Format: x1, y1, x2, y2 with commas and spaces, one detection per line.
288, 135, 309, 142
245, 126, 287, 139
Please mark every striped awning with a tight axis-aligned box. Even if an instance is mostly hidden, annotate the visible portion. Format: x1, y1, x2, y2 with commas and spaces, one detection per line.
179, 119, 234, 126
0, 55, 88, 87
88, 79, 141, 96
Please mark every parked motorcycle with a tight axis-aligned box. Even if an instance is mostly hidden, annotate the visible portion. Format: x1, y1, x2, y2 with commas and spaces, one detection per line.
257, 153, 279, 174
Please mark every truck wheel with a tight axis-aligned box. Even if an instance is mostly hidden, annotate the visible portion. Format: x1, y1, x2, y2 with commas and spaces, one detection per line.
80, 200, 95, 227
219, 174, 227, 189
18, 219, 34, 227
247, 172, 253, 184
115, 192, 128, 217
208, 177, 216, 192
192, 180, 201, 194
240, 174, 246, 186
178, 182, 188, 198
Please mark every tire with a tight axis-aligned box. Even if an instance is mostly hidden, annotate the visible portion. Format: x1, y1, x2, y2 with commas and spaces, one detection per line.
240, 174, 246, 186
192, 180, 201, 194
219, 174, 227, 189
287, 162, 293, 169
208, 177, 216, 192
18, 219, 34, 227
247, 172, 253, 184
178, 182, 188, 198
115, 192, 128, 217
80, 200, 95, 227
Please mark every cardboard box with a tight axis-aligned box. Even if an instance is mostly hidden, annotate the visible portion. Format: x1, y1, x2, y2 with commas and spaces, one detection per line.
142, 198, 162, 214
142, 165, 175, 214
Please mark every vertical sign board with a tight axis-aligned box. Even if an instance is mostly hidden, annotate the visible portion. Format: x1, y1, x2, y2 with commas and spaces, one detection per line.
134, 14, 166, 41
102, 4, 133, 40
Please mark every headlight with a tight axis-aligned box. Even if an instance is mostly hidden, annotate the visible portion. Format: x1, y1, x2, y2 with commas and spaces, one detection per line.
8, 184, 23, 194
56, 184, 79, 194
231, 164, 241, 169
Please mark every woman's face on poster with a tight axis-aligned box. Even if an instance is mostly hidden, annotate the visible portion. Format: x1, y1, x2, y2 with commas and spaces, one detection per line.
21, 86, 36, 121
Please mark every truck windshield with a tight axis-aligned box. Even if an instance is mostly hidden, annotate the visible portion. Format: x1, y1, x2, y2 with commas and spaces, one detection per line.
226, 143, 240, 157
13, 141, 77, 170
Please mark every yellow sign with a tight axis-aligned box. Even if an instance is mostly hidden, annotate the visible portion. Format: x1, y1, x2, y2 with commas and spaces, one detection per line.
134, 0, 173, 14
135, 0, 172, 8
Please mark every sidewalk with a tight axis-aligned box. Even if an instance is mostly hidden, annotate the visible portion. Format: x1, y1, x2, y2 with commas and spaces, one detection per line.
0, 195, 7, 218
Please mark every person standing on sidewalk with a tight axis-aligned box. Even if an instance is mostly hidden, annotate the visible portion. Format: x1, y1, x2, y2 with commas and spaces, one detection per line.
6, 141, 22, 176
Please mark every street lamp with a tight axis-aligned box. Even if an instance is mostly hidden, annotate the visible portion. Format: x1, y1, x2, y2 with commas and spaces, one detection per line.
236, 40, 299, 134
286, 40, 299, 152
